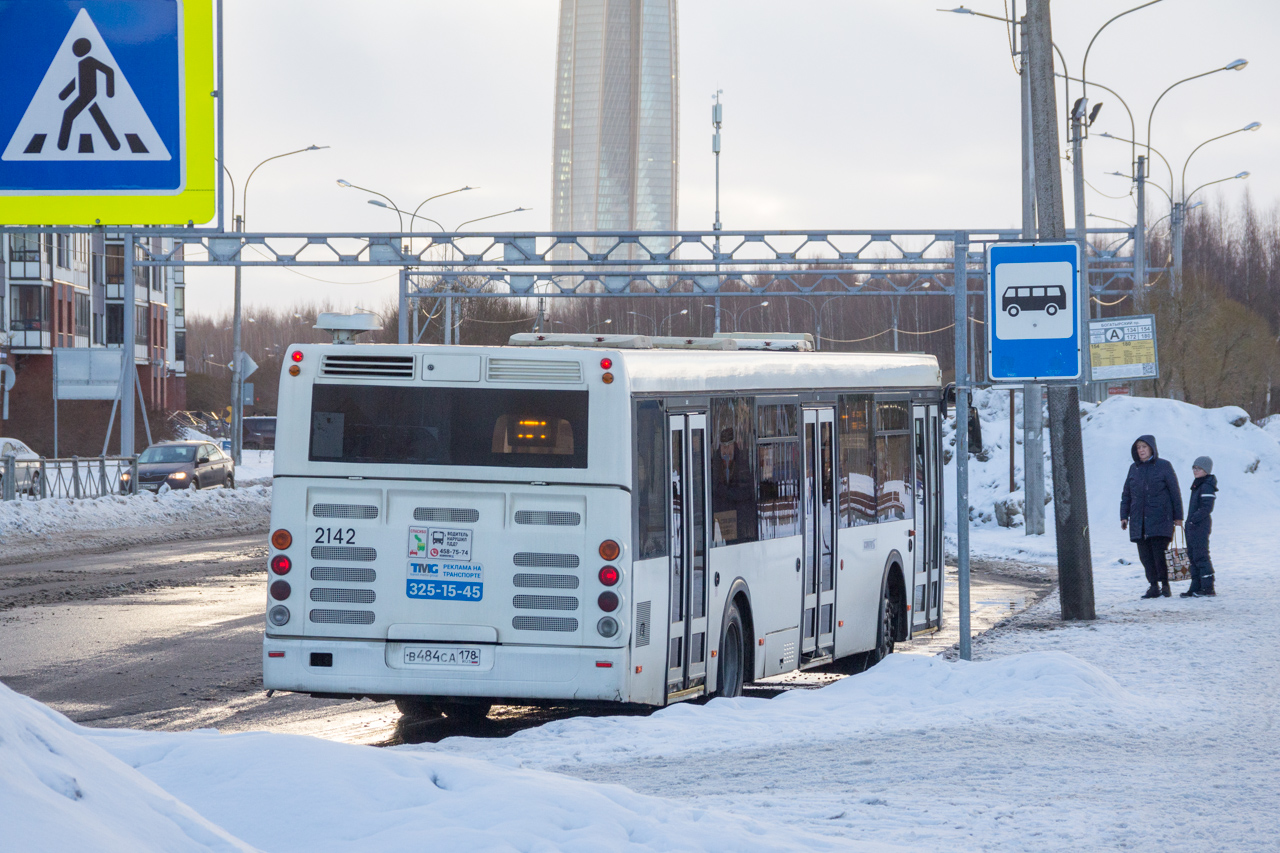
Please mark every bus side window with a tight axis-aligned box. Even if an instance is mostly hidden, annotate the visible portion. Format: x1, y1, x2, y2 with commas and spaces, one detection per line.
756, 403, 800, 540
710, 396, 758, 546
635, 400, 668, 561
875, 400, 914, 522
838, 394, 875, 528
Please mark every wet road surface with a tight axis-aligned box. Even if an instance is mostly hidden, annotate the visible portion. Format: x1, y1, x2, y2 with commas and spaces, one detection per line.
0, 535, 1054, 746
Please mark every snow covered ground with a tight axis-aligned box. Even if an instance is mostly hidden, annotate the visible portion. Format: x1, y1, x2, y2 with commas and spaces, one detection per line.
4, 394, 1280, 851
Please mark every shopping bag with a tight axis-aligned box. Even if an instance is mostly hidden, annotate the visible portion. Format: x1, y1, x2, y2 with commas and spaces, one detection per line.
1166, 529, 1191, 582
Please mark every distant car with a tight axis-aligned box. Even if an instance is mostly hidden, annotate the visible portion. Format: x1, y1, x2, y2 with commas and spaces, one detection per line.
243, 416, 277, 450
123, 440, 235, 493
0, 437, 40, 496
1001, 284, 1067, 317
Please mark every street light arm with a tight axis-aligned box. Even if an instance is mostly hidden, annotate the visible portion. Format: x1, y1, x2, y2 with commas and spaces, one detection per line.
1147, 62, 1246, 173
1186, 172, 1249, 206
455, 207, 530, 230
216, 161, 237, 224
340, 180, 402, 230
410, 186, 476, 228
1100, 132, 1174, 198
1182, 125, 1258, 201
242, 145, 328, 225
1082, 0, 1165, 98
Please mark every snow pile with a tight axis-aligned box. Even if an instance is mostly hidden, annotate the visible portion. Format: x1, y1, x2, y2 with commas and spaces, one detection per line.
0, 485, 271, 564
234, 449, 274, 486
0, 682, 254, 853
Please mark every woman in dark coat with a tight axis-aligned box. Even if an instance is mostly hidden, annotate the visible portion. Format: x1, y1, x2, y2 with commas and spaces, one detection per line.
1120, 434, 1183, 599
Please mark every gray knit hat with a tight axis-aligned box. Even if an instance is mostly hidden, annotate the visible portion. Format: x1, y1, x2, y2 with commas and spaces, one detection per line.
1193, 456, 1213, 474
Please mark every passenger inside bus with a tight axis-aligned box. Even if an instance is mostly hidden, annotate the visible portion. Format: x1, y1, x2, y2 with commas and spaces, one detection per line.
711, 425, 757, 544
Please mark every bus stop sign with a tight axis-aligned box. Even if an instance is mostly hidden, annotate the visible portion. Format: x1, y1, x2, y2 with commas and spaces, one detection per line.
0, 0, 215, 225
986, 241, 1081, 383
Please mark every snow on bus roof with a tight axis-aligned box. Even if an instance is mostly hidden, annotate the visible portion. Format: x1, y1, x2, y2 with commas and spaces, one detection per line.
615, 348, 940, 393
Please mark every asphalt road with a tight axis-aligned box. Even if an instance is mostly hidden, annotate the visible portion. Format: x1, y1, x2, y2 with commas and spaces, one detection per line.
0, 534, 1054, 746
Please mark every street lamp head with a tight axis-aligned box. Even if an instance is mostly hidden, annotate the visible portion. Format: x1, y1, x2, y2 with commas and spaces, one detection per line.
336, 179, 352, 188
368, 199, 389, 209
1236, 171, 1250, 179
1244, 122, 1261, 132
1188, 201, 1205, 211
1225, 58, 1248, 71
680, 309, 688, 315
1105, 170, 1128, 178
945, 6, 974, 14
306, 145, 330, 151
760, 300, 769, 307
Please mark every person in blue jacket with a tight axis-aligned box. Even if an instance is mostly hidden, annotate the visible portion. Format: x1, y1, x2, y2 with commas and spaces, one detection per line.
1179, 456, 1217, 598
1120, 434, 1183, 599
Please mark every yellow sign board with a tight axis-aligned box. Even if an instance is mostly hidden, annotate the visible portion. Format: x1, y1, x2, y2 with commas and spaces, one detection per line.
0, 0, 215, 225
1089, 315, 1159, 382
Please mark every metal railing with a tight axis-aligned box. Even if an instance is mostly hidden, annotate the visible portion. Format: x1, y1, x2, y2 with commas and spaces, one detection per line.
1, 455, 138, 501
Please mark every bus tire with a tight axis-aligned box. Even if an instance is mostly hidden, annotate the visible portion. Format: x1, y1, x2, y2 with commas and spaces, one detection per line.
716, 603, 746, 698
439, 701, 492, 723
1045, 303, 1058, 315
395, 697, 441, 719
867, 585, 899, 667
1007, 305, 1020, 317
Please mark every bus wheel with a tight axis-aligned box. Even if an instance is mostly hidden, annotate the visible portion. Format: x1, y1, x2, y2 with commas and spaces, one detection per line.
1046, 303, 1058, 316
1007, 305, 1020, 317
395, 697, 442, 720
867, 586, 899, 667
439, 701, 492, 723
717, 603, 746, 698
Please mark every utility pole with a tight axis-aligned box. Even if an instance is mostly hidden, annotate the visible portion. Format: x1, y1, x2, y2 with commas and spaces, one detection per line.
953, 232, 972, 660
1069, 98, 1095, 402
1019, 11, 1046, 537
1134, 155, 1147, 308
1172, 200, 1184, 293
121, 232, 136, 457
1026, 0, 1095, 621
712, 91, 723, 335
231, 213, 244, 466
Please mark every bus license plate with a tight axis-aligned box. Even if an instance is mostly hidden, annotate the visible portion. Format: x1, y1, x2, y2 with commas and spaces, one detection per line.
402, 645, 481, 667
406, 580, 484, 601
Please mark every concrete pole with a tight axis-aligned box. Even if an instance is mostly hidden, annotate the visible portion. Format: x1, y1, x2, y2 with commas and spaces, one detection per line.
398, 268, 409, 344
953, 232, 972, 661
1134, 155, 1147, 308
1027, 0, 1096, 621
121, 232, 135, 457
231, 214, 243, 466
1172, 201, 1184, 294
1020, 14, 1045, 536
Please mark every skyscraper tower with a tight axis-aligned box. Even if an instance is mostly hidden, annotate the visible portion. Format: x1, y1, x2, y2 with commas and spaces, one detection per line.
551, 0, 679, 236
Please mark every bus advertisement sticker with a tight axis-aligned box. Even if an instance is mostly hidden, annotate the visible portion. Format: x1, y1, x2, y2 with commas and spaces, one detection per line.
406, 561, 483, 601
408, 526, 473, 561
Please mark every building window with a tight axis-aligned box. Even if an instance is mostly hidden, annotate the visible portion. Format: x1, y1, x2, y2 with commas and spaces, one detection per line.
75, 292, 90, 337
56, 233, 69, 268
105, 304, 123, 344
175, 330, 186, 363
105, 244, 124, 285
8, 233, 40, 262
134, 305, 149, 345
172, 286, 184, 320
10, 285, 50, 331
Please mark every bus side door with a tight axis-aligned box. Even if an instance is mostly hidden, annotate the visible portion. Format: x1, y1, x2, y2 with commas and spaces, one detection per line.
911, 403, 943, 634
667, 412, 710, 699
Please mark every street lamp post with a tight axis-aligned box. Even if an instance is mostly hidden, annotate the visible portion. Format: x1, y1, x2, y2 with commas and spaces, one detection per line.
704, 300, 768, 332
224, 145, 327, 469
626, 311, 657, 335
660, 308, 689, 336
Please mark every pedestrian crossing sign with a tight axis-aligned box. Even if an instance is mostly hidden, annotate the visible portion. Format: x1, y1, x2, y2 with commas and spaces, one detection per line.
0, 0, 215, 225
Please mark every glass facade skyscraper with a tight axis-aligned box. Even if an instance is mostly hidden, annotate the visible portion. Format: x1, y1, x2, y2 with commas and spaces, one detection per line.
551, 0, 679, 236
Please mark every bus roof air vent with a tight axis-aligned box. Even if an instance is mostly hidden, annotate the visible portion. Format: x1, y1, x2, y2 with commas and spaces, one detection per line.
713, 332, 814, 352
508, 333, 652, 349
314, 312, 381, 344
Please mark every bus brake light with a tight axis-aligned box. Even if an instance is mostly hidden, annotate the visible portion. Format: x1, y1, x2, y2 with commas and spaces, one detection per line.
291, 351, 304, 363
600, 357, 612, 369
269, 580, 292, 601
271, 555, 292, 575
598, 591, 619, 612
598, 566, 619, 586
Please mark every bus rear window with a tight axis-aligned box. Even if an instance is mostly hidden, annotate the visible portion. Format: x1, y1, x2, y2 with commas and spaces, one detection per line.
309, 385, 589, 469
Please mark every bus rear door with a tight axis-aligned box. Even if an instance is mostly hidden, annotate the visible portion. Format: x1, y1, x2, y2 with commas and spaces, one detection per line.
801, 407, 837, 661
667, 412, 709, 700
911, 403, 943, 634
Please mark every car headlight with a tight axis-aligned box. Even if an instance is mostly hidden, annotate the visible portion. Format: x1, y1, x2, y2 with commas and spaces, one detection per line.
169, 472, 188, 480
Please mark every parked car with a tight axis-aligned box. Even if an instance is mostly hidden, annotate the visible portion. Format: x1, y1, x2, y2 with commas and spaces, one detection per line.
243, 416, 277, 450
0, 437, 40, 496
122, 440, 235, 493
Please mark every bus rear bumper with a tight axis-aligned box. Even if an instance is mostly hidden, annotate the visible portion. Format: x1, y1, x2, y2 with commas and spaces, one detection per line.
263, 636, 631, 703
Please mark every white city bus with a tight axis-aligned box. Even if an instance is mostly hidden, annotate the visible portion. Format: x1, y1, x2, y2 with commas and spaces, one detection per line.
262, 333, 945, 716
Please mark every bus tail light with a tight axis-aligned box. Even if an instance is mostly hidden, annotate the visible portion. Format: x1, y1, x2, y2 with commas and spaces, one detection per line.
289, 365, 301, 376
271, 529, 292, 549
597, 616, 619, 637
268, 605, 290, 627
599, 540, 620, 561
598, 591, 619, 612
600, 357, 613, 369
291, 351, 304, 363
601, 372, 614, 384
598, 566, 619, 586
270, 580, 292, 600
271, 555, 292, 575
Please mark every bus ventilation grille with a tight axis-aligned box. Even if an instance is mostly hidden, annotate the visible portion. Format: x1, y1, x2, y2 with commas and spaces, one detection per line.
635, 601, 651, 647
515, 510, 581, 526
311, 588, 377, 604
513, 573, 579, 590
486, 358, 583, 384
313, 503, 379, 520
320, 354, 415, 378
414, 507, 480, 523
310, 609, 376, 625
512, 616, 578, 632
311, 546, 377, 562
513, 552, 580, 569
513, 594, 579, 611
312, 567, 376, 583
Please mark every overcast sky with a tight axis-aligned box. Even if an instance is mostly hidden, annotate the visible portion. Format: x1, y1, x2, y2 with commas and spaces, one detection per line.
190, 0, 1278, 315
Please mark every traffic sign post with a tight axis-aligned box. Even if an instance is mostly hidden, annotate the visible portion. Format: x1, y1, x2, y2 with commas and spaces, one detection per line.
986, 241, 1082, 384
0, 0, 215, 225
